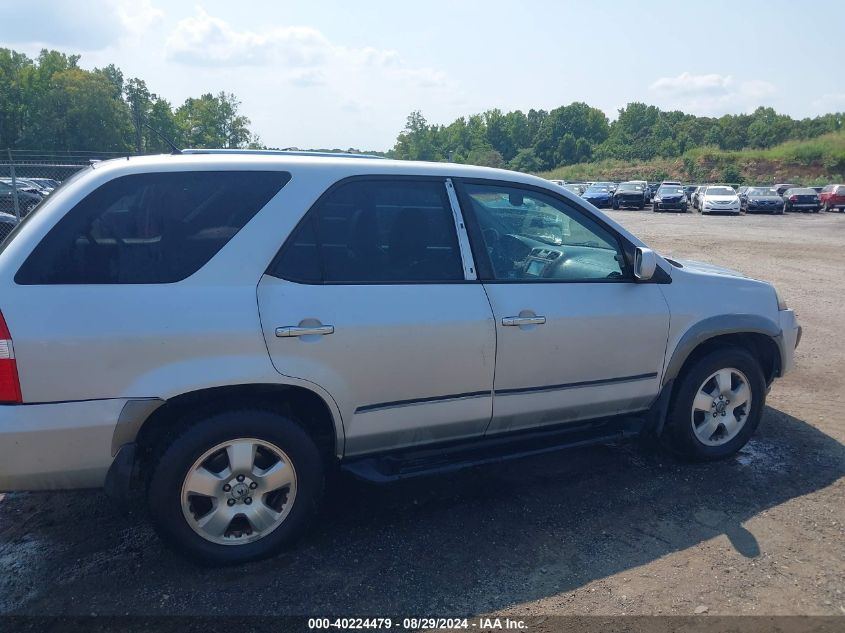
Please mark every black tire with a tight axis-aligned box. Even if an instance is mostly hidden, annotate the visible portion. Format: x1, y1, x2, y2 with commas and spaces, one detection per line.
612, 200, 619, 210
664, 347, 766, 461
638, 202, 645, 210
147, 409, 324, 565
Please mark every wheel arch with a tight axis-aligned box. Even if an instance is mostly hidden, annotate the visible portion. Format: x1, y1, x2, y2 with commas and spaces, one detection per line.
130, 383, 344, 468
662, 315, 783, 389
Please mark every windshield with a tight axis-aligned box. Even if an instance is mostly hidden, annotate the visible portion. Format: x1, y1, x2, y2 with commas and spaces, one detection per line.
658, 186, 684, 195
618, 184, 643, 191
586, 186, 609, 193
748, 187, 777, 196
706, 187, 736, 196
791, 188, 816, 195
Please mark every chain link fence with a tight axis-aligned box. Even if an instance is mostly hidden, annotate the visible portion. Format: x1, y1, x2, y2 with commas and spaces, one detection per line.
0, 156, 91, 241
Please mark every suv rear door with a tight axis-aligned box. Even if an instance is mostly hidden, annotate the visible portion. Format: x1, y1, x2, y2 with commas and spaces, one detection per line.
455, 180, 670, 435
258, 177, 496, 457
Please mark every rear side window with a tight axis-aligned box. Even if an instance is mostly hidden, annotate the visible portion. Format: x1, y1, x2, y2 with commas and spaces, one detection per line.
15, 171, 289, 284
271, 179, 464, 283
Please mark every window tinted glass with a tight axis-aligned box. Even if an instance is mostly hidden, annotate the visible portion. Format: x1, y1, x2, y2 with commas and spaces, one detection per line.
271, 179, 463, 283
16, 171, 289, 284
706, 187, 735, 196
658, 186, 685, 195
463, 183, 625, 282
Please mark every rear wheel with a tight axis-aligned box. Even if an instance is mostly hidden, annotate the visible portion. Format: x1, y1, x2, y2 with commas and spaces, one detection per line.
147, 409, 324, 565
664, 348, 765, 460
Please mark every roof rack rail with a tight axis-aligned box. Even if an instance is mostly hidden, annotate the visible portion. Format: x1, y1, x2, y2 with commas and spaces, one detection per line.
180, 149, 385, 159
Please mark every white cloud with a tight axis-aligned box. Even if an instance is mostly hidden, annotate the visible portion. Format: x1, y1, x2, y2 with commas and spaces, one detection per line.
812, 93, 845, 112
165, 8, 330, 67
115, 0, 164, 38
0, 0, 163, 50
164, 7, 451, 90
649, 71, 776, 115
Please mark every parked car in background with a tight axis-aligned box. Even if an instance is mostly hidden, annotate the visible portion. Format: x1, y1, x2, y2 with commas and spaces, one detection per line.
26, 178, 58, 193
628, 180, 652, 202
562, 183, 585, 196
0, 151, 802, 565
0, 211, 18, 242
774, 183, 798, 196
783, 187, 821, 213
0, 181, 42, 217
582, 183, 613, 208
700, 185, 741, 215
653, 184, 689, 212
691, 185, 707, 210
0, 178, 45, 200
742, 187, 785, 214
684, 185, 699, 201
612, 181, 647, 209
819, 184, 845, 212
549, 179, 566, 187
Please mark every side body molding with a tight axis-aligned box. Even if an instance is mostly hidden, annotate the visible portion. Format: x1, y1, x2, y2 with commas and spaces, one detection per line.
662, 314, 783, 385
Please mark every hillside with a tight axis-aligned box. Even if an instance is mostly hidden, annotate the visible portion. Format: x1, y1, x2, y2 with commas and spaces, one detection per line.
537, 132, 845, 184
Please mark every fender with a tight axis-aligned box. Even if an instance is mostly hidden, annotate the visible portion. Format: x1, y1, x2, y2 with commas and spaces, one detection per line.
662, 314, 783, 386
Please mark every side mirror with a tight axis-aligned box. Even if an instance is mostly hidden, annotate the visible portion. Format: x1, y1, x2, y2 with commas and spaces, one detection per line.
634, 247, 657, 281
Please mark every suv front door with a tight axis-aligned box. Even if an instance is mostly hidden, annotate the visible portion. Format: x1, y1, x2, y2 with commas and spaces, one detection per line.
258, 177, 496, 457
456, 180, 671, 435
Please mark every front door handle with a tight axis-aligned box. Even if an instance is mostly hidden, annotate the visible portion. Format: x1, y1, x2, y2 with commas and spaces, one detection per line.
275, 325, 335, 338
502, 316, 546, 326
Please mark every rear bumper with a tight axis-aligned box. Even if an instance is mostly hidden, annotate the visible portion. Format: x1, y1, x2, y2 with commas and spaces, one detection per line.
0, 399, 128, 491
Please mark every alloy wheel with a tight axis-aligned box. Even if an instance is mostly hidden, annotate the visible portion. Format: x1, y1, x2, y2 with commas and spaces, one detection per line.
180, 438, 297, 545
690, 367, 752, 446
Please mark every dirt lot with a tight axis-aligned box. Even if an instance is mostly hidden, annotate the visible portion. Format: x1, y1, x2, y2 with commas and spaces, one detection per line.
0, 208, 843, 618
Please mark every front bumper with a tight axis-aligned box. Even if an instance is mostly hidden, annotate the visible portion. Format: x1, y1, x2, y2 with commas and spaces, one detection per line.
778, 309, 801, 376
0, 399, 127, 491
655, 200, 687, 210
747, 202, 783, 212
703, 205, 740, 213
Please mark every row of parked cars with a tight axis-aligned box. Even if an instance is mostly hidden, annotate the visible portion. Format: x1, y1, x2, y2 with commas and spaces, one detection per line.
0, 177, 60, 238
549, 179, 845, 216
0, 177, 58, 216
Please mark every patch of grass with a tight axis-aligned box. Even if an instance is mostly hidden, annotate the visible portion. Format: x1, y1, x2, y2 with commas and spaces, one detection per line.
536, 132, 845, 183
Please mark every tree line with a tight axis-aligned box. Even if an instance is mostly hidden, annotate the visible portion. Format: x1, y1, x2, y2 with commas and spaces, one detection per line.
389, 103, 844, 172
2, 47, 843, 170
0, 48, 260, 154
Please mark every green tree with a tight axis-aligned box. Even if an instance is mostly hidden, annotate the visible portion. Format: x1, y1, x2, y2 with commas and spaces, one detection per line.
175, 92, 255, 149
32, 68, 133, 151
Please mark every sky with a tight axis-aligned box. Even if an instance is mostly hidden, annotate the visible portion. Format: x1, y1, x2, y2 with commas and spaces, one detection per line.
2, 0, 844, 151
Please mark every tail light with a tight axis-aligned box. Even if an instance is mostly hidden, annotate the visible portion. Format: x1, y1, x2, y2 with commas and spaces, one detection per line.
0, 311, 22, 403
789, 195, 798, 202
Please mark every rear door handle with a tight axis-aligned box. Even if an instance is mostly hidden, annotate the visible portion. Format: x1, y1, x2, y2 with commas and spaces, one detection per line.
275, 325, 335, 337
502, 316, 546, 326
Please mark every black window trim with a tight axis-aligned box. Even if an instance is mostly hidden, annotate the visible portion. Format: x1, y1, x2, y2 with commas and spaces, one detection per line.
453, 177, 671, 285
266, 174, 475, 286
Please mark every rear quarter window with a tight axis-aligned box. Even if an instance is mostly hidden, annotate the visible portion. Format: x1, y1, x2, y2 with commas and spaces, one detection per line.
15, 170, 290, 284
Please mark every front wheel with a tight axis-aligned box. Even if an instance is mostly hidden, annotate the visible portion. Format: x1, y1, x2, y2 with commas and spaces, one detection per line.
147, 409, 324, 565
664, 348, 765, 460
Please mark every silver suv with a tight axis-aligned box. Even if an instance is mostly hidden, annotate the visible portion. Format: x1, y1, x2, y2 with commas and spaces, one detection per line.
0, 152, 801, 564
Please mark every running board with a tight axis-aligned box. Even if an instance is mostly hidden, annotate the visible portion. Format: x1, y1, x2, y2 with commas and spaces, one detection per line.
342, 415, 646, 483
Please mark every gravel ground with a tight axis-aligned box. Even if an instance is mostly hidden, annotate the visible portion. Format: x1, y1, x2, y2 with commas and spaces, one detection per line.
0, 207, 843, 618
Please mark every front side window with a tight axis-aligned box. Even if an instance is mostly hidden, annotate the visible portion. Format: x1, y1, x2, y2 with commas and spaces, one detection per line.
16, 171, 290, 284
271, 179, 464, 283
461, 183, 625, 282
